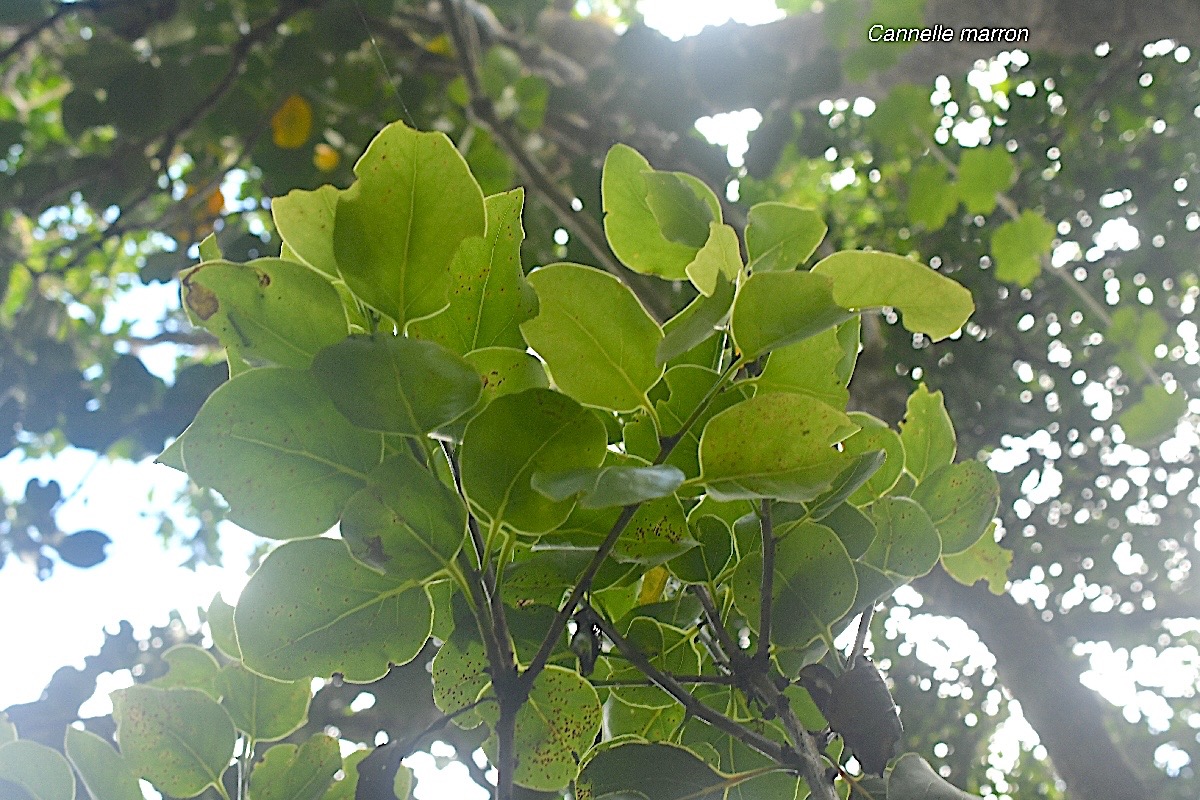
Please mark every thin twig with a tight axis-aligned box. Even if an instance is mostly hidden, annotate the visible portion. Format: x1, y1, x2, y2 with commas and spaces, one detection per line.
756, 499, 775, 669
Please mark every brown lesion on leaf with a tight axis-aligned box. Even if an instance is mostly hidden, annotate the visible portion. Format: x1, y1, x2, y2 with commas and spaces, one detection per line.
181, 268, 219, 320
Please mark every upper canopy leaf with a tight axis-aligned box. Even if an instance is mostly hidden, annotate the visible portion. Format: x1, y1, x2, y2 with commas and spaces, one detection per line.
745, 201, 828, 272
731, 270, 854, 360
521, 262, 663, 412
812, 251, 974, 341
310, 334, 482, 436
333, 121, 485, 327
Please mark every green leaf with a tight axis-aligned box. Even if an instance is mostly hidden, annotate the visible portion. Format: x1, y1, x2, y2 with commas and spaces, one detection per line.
863, 497, 942, 579
698, 393, 859, 502
1118, 384, 1188, 448
207, 592, 241, 659
321, 748, 369, 800
991, 210, 1055, 286
745, 202, 827, 271
521, 263, 663, 412
685, 223, 743, 296
811, 251, 974, 341
333, 121, 485, 327
887, 753, 979, 799
956, 147, 1015, 215
180, 258, 348, 369
899, 384, 956, 481
802, 450, 887, 520
220, 663, 311, 741
907, 162, 959, 231
549, 480, 696, 566
234, 538, 433, 682
340, 453, 466, 580
149, 643, 221, 698
657, 276, 735, 366
272, 185, 341, 279
311, 334, 482, 436
644, 171, 720, 248
432, 634, 491, 729
0, 741, 75, 800
624, 365, 749, 480
532, 464, 685, 508
840, 413, 904, 504
0, 714, 14, 745
755, 320, 859, 409
113, 686, 235, 798
182, 367, 382, 540
65, 727, 143, 800
408, 188, 538, 353
606, 695, 686, 741
248, 735, 342, 800
941, 523, 1011, 594
197, 233, 222, 262
602, 144, 708, 279
733, 521, 857, 651
670, 515, 733, 583
604, 619, 701, 710
730, 270, 853, 361
461, 388, 607, 534
479, 666, 602, 791
820, 502, 876, 559
578, 741, 727, 800
912, 461, 1000, 554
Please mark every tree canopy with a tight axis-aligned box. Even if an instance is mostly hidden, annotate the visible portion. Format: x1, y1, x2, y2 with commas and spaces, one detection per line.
1, 1, 1198, 800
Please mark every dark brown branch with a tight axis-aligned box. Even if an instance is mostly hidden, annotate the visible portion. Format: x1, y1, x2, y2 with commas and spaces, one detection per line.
756, 499, 775, 670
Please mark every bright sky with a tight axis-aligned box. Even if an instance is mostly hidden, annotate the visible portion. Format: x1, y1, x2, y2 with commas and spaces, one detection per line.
1, 1, 1192, 796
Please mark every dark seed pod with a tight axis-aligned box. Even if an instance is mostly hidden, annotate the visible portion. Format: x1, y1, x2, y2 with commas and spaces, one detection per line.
798, 655, 903, 776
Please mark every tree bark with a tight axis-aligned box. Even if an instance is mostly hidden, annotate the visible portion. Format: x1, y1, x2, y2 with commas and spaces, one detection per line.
917, 568, 1152, 800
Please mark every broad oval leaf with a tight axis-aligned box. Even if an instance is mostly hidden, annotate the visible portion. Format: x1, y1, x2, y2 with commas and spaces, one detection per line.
956, 146, 1015, 215
698, 393, 859, 502
733, 521, 857, 651
65, 727, 143, 800
0, 740, 75, 800
521, 263, 663, 412
669, 515, 733, 584
234, 538, 433, 682
182, 367, 383, 540
219, 663, 311, 741
431, 635, 490, 730
207, 592, 241, 660
439, 346, 550, 439
531, 464, 685, 508
113, 685, 235, 798
602, 144, 716, 279
311, 334, 482, 436
149, 643, 221, 697
333, 121, 485, 327
657, 276, 735, 366
685, 222, 742, 296
461, 388, 607, 534
340, 452, 467, 581
863, 497, 942, 579
181, 258, 348, 369
730, 270, 853, 361
271, 184, 340, 279
912, 461, 1000, 555
941, 523, 1011, 595
578, 741, 726, 800
479, 666, 602, 791
841, 412, 905, 504
409, 188, 538, 354
755, 319, 859, 409
246, 735, 342, 800
811, 251, 974, 341
899, 383, 956, 481
745, 201, 827, 272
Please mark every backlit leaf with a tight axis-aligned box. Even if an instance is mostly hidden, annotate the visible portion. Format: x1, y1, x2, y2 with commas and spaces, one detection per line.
685, 222, 742, 296
333, 121, 485, 327
888, 753, 978, 799
907, 162, 958, 231
113, 686, 235, 798
863, 497, 941, 579
180, 258, 348, 369
219, 663, 311, 741
941, 523, 1011, 595
755, 319, 859, 409
521, 263, 663, 412
899, 384, 956, 481
461, 389, 606, 534
745, 202, 827, 272
577, 740, 726, 800
912, 461, 1000, 554
409, 188, 538, 354
699, 393, 858, 502
730, 270, 853, 360
0, 741, 75, 800
532, 464, 684, 508
247, 735, 341, 800
1118, 384, 1188, 448
811, 251, 974, 341
182, 368, 383, 540
310, 334, 482, 436
991, 210, 1055, 286
234, 538, 432, 682
272, 185, 340, 279
65, 727, 143, 800
956, 147, 1015, 215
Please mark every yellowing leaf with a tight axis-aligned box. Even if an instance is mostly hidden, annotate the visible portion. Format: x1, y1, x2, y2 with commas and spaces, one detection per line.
272, 94, 313, 149
313, 142, 340, 171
